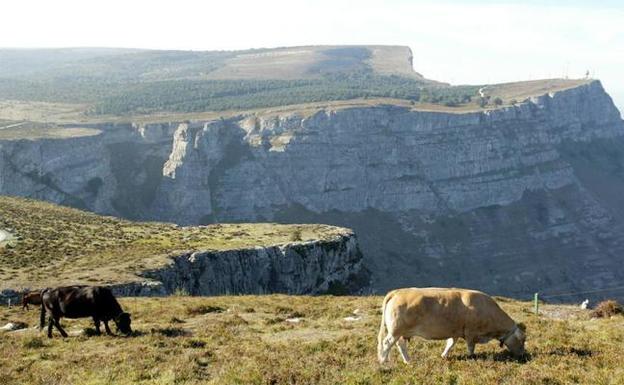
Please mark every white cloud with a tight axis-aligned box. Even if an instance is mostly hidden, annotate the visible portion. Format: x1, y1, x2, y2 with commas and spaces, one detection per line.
1, 0, 623, 113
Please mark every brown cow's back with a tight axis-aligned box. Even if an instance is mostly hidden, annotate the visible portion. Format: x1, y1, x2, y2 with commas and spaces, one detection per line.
22, 291, 42, 310
385, 288, 515, 341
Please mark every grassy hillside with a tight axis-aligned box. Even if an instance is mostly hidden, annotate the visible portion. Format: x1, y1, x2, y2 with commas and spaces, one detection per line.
0, 196, 348, 290
1, 295, 622, 384
0, 121, 99, 140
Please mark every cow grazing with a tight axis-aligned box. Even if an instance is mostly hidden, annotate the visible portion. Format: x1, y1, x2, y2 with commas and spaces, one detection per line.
21, 291, 42, 310
40, 286, 132, 338
377, 287, 526, 363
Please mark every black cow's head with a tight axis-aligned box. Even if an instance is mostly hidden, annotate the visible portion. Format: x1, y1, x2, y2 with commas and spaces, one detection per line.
114, 312, 132, 335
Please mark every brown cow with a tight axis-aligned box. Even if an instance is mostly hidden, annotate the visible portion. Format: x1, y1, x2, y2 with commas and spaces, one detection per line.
40, 286, 132, 338
377, 287, 526, 363
21, 291, 42, 310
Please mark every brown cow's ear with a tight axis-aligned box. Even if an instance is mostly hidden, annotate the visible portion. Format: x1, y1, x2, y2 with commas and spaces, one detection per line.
517, 322, 526, 331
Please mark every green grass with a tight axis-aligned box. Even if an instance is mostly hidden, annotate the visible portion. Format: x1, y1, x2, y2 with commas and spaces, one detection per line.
0, 196, 349, 290
1, 295, 622, 384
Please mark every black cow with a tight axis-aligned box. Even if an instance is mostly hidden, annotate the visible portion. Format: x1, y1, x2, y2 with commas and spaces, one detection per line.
40, 286, 132, 338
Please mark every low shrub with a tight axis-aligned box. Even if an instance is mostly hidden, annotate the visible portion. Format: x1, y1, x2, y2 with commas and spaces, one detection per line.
150, 327, 190, 337
591, 300, 623, 318
23, 336, 46, 349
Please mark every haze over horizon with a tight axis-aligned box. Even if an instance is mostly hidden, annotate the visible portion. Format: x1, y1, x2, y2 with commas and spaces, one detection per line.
1, 0, 623, 114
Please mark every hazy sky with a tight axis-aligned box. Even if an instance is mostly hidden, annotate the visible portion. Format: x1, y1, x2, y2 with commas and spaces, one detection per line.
2, 0, 623, 113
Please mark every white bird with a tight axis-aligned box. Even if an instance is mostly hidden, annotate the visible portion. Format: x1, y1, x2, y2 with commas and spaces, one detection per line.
580, 299, 589, 309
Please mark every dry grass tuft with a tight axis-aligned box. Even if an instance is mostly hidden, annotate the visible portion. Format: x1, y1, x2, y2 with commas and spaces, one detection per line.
186, 304, 226, 316
591, 300, 624, 318
21, 336, 46, 349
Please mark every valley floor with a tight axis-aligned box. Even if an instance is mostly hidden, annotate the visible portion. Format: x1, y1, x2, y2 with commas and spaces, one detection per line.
1, 296, 622, 385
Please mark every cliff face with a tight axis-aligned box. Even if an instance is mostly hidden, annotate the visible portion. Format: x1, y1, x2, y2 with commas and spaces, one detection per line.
0, 122, 176, 219
0, 231, 367, 304
1, 80, 623, 298
111, 232, 366, 297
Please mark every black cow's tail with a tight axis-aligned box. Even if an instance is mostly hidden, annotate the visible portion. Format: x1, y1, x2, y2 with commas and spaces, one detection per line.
39, 289, 48, 329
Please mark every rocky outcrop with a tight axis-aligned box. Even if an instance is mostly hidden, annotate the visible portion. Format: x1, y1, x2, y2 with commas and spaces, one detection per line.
111, 232, 366, 297
1, 80, 624, 299
0, 231, 367, 303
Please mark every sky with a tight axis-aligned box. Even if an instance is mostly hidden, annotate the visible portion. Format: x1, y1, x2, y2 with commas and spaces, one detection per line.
1, 0, 623, 113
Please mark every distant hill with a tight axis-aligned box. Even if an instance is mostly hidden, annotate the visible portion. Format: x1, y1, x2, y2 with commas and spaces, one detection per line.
0, 45, 424, 81
1, 45, 593, 119
0, 45, 475, 116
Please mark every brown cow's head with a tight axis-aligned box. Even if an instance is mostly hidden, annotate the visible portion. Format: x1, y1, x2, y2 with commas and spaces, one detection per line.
503, 323, 526, 357
114, 312, 132, 335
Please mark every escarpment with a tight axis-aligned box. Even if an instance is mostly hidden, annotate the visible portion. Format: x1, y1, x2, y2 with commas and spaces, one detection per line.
0, 195, 368, 303
112, 232, 366, 297
1, 230, 366, 303
1, 80, 623, 298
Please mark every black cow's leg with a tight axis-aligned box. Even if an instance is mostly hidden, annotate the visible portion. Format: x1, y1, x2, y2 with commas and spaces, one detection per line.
466, 340, 476, 358
93, 317, 102, 335
53, 317, 68, 338
104, 320, 113, 335
47, 317, 54, 338
40, 305, 47, 330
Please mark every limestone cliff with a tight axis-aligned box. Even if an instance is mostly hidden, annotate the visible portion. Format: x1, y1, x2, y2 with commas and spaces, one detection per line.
1, 80, 623, 299
0, 230, 366, 304
111, 232, 365, 297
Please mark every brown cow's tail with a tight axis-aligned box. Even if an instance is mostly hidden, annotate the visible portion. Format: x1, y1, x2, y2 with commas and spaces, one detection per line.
377, 291, 393, 363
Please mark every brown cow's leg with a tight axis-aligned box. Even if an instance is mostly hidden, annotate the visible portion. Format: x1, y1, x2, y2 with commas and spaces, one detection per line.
53, 317, 68, 338
441, 338, 456, 359
104, 321, 113, 335
396, 337, 411, 363
379, 334, 399, 363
